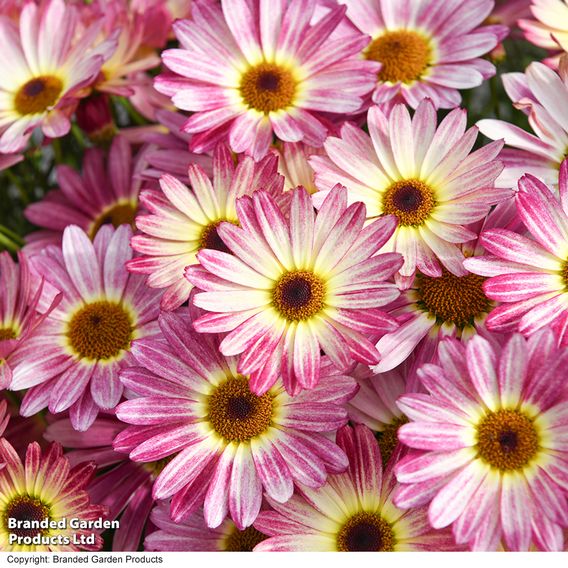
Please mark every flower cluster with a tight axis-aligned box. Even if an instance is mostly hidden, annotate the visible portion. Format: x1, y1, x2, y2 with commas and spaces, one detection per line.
1, 0, 568, 554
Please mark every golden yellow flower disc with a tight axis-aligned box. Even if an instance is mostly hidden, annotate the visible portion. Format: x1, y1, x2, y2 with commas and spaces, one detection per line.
382, 179, 436, 227
272, 271, 326, 322
240, 63, 297, 113
476, 409, 540, 471
366, 30, 432, 84
67, 301, 133, 360
14, 76, 63, 115
416, 270, 492, 329
208, 376, 273, 442
0, 327, 17, 341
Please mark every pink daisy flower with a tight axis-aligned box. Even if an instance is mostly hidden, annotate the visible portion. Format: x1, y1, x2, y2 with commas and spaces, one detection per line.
144, 502, 268, 552
155, 0, 380, 159
464, 166, 568, 343
0, 251, 60, 390
24, 136, 149, 255
45, 415, 157, 551
115, 308, 357, 529
254, 424, 458, 552
0, 0, 117, 152
373, 268, 497, 373
88, 2, 162, 97
311, 100, 510, 282
128, 143, 284, 311
395, 332, 568, 551
373, 199, 519, 373
478, 60, 568, 187
341, 0, 506, 109
186, 185, 402, 395
10, 225, 162, 431
0, 439, 106, 551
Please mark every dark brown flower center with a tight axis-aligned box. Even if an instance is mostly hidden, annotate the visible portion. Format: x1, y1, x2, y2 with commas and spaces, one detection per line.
0, 327, 17, 341
382, 179, 436, 226
224, 525, 267, 552
3, 496, 51, 538
376, 416, 408, 466
240, 63, 297, 113
366, 30, 432, 84
272, 271, 325, 321
89, 202, 137, 239
337, 512, 395, 552
208, 377, 273, 442
67, 301, 133, 360
14, 76, 63, 115
199, 221, 233, 253
476, 409, 540, 471
416, 269, 492, 329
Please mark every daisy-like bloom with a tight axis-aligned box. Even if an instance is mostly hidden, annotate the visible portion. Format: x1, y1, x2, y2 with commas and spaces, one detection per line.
10, 225, 162, 432
45, 415, 158, 551
519, 0, 568, 64
347, 363, 410, 465
0, 439, 106, 551
0, 251, 60, 389
24, 136, 150, 256
144, 502, 268, 551
154, 0, 380, 159
89, 2, 162, 97
128, 143, 284, 311
478, 59, 568, 187
395, 333, 568, 551
373, 198, 520, 373
341, 0, 506, 109
373, 267, 497, 372
0, 0, 117, 153
114, 308, 357, 529
464, 167, 568, 344
272, 141, 326, 194
254, 424, 458, 552
311, 100, 509, 281
187, 185, 402, 394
